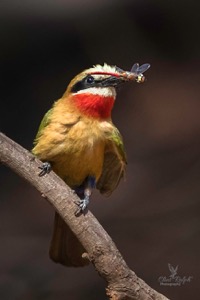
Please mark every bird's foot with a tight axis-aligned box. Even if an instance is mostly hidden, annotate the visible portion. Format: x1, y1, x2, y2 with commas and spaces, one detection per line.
74, 176, 95, 216
38, 162, 51, 177
75, 196, 89, 216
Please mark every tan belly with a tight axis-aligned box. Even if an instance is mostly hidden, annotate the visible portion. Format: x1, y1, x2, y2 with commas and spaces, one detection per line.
33, 113, 107, 187
52, 137, 105, 187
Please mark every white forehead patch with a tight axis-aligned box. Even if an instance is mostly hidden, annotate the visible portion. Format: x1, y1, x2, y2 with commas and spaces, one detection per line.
85, 63, 117, 75
74, 87, 116, 98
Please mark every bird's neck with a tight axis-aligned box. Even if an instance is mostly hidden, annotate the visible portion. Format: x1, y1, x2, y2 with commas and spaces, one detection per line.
72, 93, 115, 119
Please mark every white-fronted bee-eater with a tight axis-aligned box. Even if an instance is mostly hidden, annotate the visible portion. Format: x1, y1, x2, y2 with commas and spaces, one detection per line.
32, 62, 150, 267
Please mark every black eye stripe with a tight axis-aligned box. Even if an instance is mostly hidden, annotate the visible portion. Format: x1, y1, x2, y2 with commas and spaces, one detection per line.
71, 75, 96, 93
71, 80, 86, 93
70, 75, 118, 93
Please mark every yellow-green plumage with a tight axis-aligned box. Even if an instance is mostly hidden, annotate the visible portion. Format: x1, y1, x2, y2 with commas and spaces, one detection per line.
32, 64, 127, 267
33, 96, 126, 192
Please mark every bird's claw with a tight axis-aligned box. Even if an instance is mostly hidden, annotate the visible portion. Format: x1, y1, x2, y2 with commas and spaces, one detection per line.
75, 196, 89, 216
38, 162, 51, 177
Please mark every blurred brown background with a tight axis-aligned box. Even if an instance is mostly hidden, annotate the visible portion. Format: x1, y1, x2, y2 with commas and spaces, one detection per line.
0, 0, 200, 299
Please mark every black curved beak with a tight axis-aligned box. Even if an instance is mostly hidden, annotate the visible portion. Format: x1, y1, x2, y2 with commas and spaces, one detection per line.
100, 76, 127, 87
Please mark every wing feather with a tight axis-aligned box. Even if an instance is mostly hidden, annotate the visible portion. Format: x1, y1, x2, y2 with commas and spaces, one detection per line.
97, 127, 127, 195
33, 108, 53, 145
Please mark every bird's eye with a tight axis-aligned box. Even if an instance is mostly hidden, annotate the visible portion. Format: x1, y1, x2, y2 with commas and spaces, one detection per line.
86, 76, 94, 84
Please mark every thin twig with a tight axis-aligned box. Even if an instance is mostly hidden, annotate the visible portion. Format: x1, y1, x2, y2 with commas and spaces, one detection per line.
0, 132, 169, 300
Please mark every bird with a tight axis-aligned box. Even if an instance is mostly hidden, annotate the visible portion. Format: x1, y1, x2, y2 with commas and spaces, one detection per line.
32, 62, 150, 267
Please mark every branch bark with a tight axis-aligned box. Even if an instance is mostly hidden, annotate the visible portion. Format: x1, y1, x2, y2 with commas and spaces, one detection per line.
0, 132, 169, 300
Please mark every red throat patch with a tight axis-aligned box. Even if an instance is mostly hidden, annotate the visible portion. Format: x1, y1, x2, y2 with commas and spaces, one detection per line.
73, 93, 115, 119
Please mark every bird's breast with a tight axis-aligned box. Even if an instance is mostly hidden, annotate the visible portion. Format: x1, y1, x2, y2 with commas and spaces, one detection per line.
52, 119, 106, 187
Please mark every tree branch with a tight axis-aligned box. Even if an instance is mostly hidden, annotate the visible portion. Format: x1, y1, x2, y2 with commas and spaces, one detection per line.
0, 132, 169, 300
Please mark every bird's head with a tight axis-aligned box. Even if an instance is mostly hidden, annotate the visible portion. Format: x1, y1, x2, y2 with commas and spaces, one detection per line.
63, 63, 132, 119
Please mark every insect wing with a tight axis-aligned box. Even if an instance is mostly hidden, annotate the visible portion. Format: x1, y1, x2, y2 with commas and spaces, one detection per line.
138, 63, 151, 74
130, 63, 139, 74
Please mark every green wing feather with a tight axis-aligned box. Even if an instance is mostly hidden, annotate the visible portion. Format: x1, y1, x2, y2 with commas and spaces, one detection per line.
33, 108, 53, 145
111, 128, 127, 162
97, 127, 127, 195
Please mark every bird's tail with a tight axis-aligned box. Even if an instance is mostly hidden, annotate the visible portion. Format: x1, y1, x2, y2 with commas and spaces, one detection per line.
49, 212, 89, 267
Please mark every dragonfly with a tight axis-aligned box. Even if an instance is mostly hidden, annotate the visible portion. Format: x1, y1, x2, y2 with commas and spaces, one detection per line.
117, 63, 151, 83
